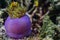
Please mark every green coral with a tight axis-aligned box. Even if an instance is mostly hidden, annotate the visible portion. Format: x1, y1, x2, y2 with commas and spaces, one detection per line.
40, 14, 57, 39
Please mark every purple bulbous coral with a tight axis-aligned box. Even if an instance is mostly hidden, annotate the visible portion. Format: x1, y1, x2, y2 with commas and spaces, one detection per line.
5, 15, 32, 39
4, 1, 32, 39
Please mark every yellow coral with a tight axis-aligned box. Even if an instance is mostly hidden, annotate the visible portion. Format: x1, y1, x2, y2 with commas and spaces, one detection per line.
7, 1, 27, 18
34, 0, 38, 7
11, 1, 19, 7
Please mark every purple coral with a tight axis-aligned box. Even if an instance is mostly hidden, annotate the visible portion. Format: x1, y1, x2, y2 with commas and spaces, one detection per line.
5, 15, 32, 39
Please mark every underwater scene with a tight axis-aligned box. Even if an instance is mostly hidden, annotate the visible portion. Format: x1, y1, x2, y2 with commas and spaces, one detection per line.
0, 0, 60, 40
